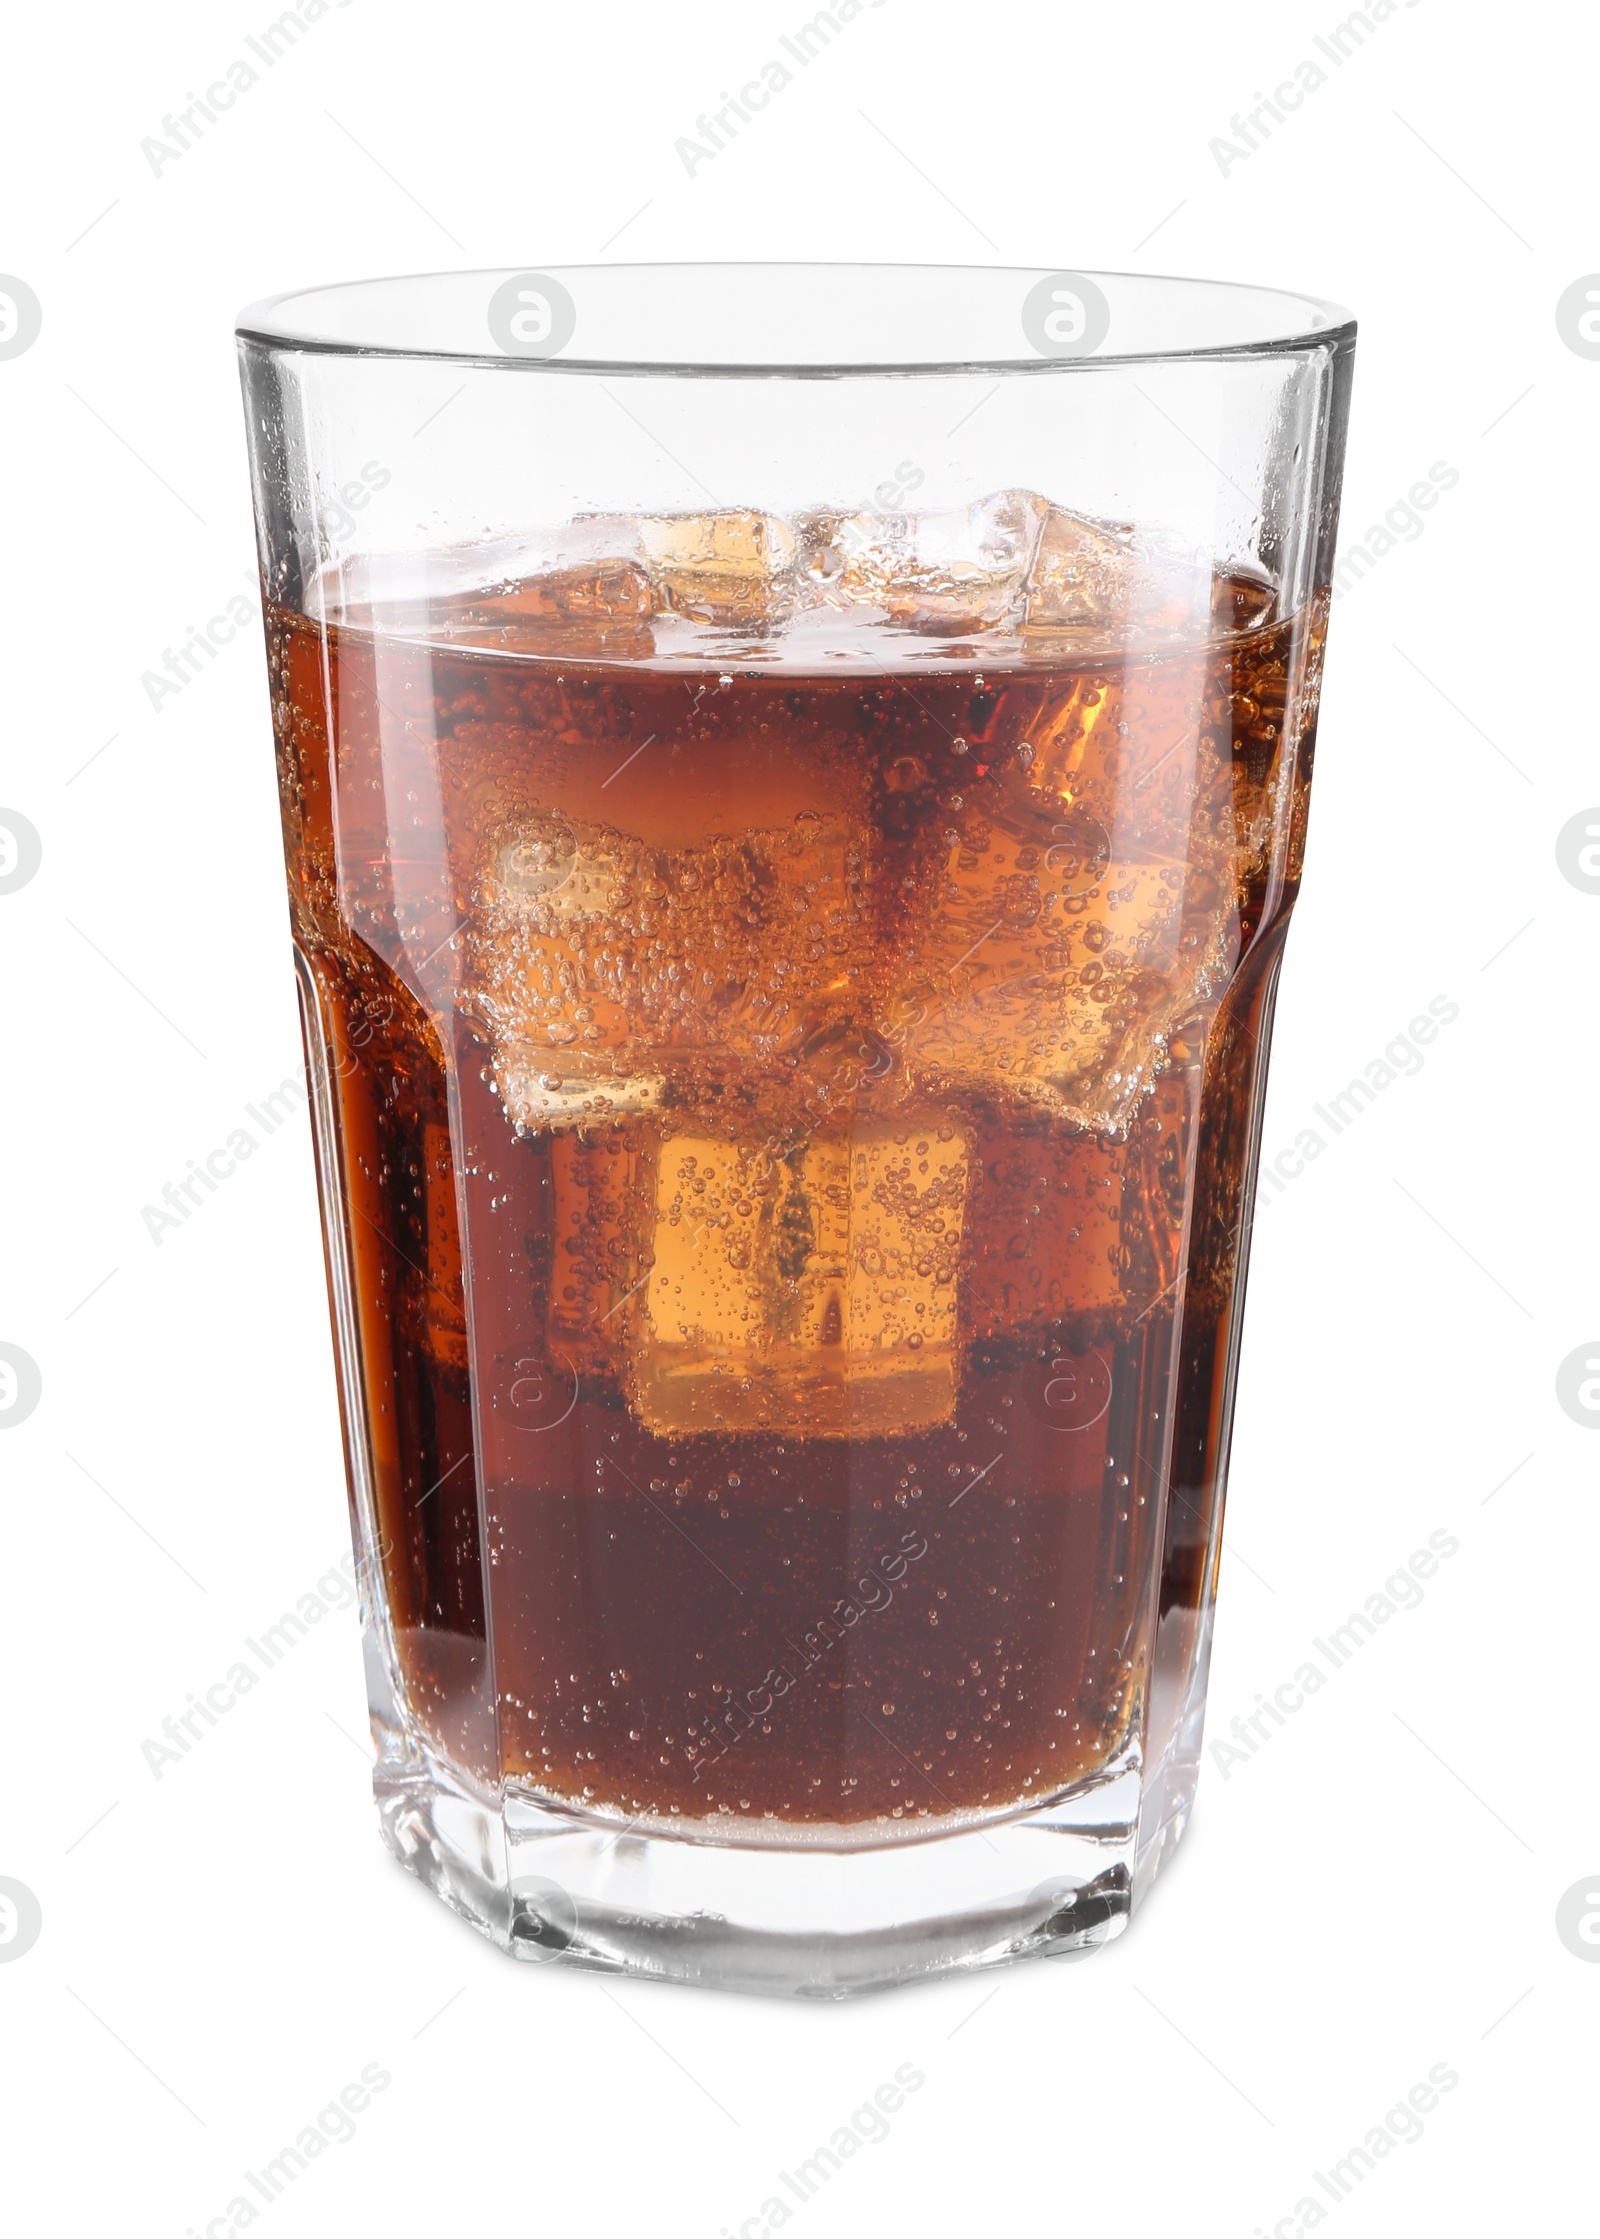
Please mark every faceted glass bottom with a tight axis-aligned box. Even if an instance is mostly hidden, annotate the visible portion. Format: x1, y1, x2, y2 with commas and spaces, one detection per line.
369, 1683, 1204, 1997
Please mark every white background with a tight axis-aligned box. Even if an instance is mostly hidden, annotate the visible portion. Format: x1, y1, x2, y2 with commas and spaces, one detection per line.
1, 1, 1593, 2231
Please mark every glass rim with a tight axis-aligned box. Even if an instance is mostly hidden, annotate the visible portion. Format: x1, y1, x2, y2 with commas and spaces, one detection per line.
234, 260, 1356, 378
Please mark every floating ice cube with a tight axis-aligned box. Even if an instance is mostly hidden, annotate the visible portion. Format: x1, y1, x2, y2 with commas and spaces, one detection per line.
1022, 505, 1138, 634
638, 510, 800, 628
1022, 509, 1280, 651
337, 517, 658, 658
1210, 566, 1277, 634
327, 498, 1273, 666
798, 490, 1045, 636
463, 556, 654, 655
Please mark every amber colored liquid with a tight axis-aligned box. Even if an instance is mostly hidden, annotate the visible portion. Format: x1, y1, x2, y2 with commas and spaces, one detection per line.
272, 584, 1321, 1836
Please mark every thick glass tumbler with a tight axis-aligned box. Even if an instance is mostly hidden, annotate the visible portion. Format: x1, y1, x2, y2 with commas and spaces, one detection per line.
237, 265, 1353, 1994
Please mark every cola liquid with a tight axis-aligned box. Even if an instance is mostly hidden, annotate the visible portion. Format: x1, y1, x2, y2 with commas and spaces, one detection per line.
271, 523, 1322, 1840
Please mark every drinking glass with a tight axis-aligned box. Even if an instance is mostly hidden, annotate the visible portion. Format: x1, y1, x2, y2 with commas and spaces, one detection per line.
236, 263, 1354, 1994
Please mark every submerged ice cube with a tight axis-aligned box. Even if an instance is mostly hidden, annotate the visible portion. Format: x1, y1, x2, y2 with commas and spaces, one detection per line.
470, 810, 647, 1128
627, 1121, 969, 1437
891, 801, 1206, 1132
496, 809, 615, 912
543, 1127, 655, 1376
887, 656, 1244, 1131
494, 1045, 664, 1130
469, 803, 875, 1133
963, 1054, 1203, 1347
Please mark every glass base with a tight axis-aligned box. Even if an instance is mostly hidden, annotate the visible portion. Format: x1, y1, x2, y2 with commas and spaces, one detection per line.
373, 1739, 1185, 1997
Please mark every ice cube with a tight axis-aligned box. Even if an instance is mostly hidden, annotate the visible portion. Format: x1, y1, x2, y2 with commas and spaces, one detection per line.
363, 516, 657, 659
470, 810, 639, 1123
1211, 565, 1277, 635
469, 805, 876, 1134
798, 490, 1045, 636
1022, 510, 1280, 652
451, 554, 654, 656
966, 1118, 1129, 1351
495, 810, 620, 915
638, 510, 800, 628
420, 1119, 468, 1372
890, 776, 1234, 1134
494, 1046, 663, 1130
543, 1127, 654, 1383
964, 1087, 1197, 1348
1022, 505, 1139, 635
1123, 551, 1279, 645
628, 1121, 969, 1437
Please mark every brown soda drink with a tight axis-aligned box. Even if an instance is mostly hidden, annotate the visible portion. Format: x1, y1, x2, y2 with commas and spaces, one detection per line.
271, 497, 1324, 1841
